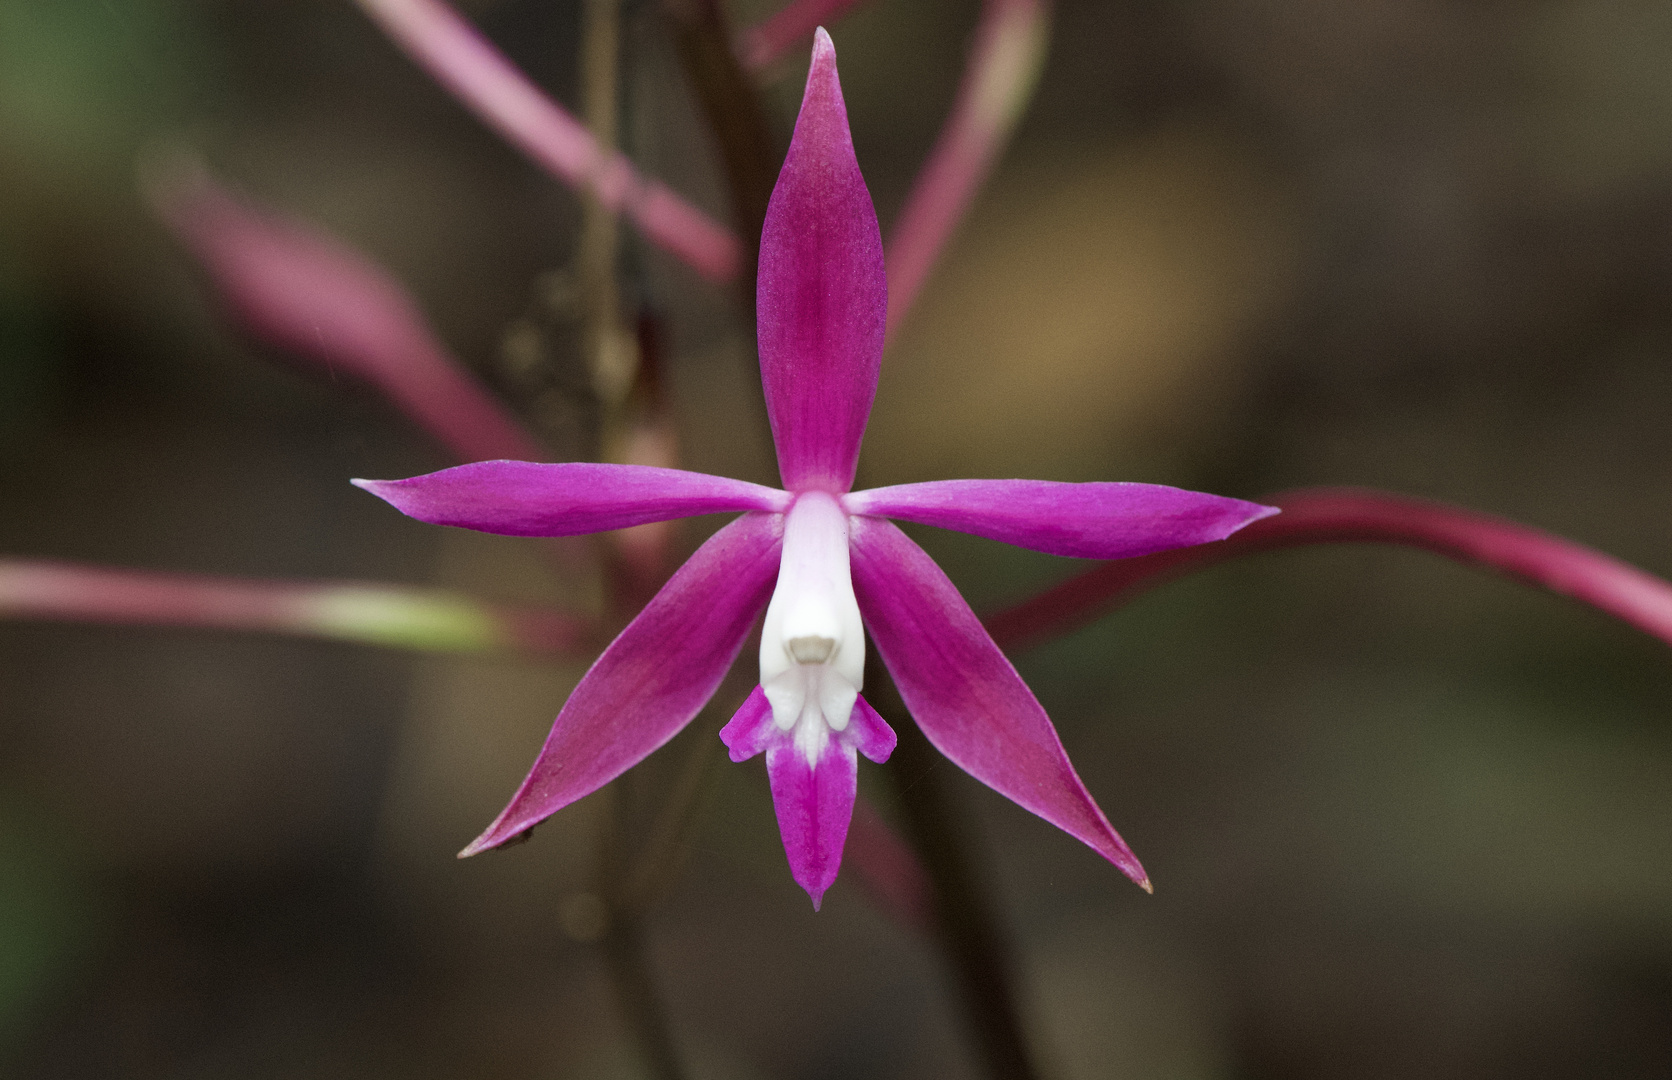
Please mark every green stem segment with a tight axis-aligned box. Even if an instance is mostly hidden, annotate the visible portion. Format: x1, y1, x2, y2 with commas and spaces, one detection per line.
0, 558, 589, 658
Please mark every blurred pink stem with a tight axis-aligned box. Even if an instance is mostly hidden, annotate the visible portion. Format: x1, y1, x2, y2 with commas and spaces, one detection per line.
355, 0, 741, 282
151, 164, 548, 465
736, 0, 869, 71
845, 796, 934, 931
985, 487, 1672, 654
0, 558, 591, 658
884, 0, 1049, 341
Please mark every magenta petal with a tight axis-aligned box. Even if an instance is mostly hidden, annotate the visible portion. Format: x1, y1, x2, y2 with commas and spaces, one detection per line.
846, 480, 1279, 559
354, 462, 789, 537
767, 735, 859, 909
460, 512, 782, 855
756, 28, 887, 494
848, 693, 897, 763
848, 516, 1150, 888
724, 687, 893, 905
719, 685, 776, 763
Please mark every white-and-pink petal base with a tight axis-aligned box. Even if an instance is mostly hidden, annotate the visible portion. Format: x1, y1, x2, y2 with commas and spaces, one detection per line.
722, 492, 897, 908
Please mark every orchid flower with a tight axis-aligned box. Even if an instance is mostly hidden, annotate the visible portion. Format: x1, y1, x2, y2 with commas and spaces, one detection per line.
356, 30, 1277, 907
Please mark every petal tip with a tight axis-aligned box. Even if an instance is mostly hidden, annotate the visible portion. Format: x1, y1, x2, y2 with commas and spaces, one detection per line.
807, 887, 827, 911
459, 819, 537, 858
1208, 498, 1282, 543
1137, 876, 1154, 895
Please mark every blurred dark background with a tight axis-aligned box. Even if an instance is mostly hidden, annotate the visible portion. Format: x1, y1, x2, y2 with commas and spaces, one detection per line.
2, 0, 1670, 1076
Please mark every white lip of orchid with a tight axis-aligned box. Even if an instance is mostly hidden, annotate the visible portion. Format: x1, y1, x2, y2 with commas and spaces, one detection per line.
759, 491, 864, 757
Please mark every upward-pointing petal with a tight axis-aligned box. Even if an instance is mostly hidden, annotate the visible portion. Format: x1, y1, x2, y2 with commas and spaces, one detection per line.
848, 515, 1150, 889
460, 512, 782, 855
757, 28, 887, 494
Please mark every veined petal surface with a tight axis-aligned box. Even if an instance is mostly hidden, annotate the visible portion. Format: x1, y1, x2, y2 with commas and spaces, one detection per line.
723, 686, 897, 907
719, 685, 777, 763
848, 516, 1149, 888
460, 512, 783, 855
355, 462, 789, 537
767, 733, 859, 909
757, 28, 887, 494
845, 480, 1278, 559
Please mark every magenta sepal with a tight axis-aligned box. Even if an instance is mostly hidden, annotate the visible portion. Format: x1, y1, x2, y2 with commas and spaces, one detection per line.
756, 29, 887, 494
848, 515, 1150, 889
721, 686, 896, 907
847, 480, 1279, 559
354, 462, 790, 537
460, 512, 783, 856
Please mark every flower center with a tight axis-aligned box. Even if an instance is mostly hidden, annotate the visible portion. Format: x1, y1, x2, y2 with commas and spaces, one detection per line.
759, 491, 864, 754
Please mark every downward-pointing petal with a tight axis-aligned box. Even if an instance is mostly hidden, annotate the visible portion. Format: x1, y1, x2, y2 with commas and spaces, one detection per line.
355, 462, 789, 537
766, 734, 858, 909
460, 512, 782, 855
846, 480, 1278, 558
848, 516, 1149, 888
723, 687, 895, 906
757, 28, 887, 494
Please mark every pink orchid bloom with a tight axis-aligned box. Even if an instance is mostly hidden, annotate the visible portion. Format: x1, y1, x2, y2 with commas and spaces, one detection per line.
356, 30, 1277, 908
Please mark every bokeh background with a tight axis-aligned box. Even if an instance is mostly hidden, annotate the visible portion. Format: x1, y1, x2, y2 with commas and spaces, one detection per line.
3, 0, 1671, 1076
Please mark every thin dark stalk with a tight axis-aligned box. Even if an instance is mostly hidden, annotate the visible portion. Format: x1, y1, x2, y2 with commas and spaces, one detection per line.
577, 9, 688, 1078
869, 662, 1043, 1080
661, 0, 779, 303
619, 678, 744, 911
658, 0, 779, 473
596, 786, 690, 1080
600, 916, 687, 1080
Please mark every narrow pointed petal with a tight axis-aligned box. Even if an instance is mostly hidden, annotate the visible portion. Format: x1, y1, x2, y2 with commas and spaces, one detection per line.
846, 480, 1278, 559
848, 693, 897, 763
355, 462, 790, 537
757, 29, 887, 493
766, 736, 860, 908
848, 516, 1149, 888
720, 685, 777, 763
461, 513, 782, 855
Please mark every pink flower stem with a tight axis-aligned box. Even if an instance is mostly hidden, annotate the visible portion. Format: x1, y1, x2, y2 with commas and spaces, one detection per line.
844, 795, 935, 932
355, 0, 742, 282
0, 558, 592, 658
150, 164, 599, 576
735, 0, 870, 72
985, 486, 1672, 655
150, 162, 550, 466
884, 0, 1050, 341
